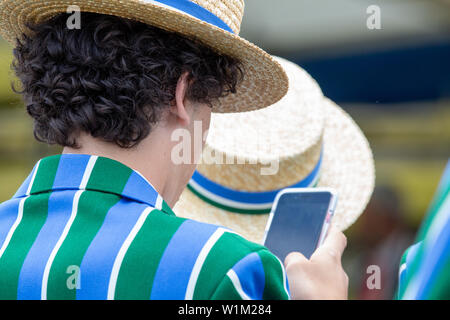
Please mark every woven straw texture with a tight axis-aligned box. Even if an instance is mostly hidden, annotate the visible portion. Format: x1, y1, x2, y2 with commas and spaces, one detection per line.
174, 57, 375, 244
0, 0, 288, 113
198, 57, 324, 191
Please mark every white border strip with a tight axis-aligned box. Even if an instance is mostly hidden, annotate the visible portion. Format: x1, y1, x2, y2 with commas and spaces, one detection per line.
79, 156, 98, 190
226, 269, 251, 300
107, 207, 155, 300
155, 195, 163, 210
188, 179, 273, 211
0, 158, 41, 259
274, 255, 290, 299
41, 190, 83, 300
26, 160, 40, 196
185, 228, 235, 299
0, 196, 28, 259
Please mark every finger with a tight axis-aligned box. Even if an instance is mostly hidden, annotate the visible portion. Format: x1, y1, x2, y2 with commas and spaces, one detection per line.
323, 225, 347, 252
284, 251, 308, 268
314, 226, 347, 261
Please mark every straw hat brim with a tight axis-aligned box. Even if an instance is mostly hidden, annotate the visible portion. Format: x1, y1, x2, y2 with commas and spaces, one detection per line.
0, 0, 288, 113
174, 97, 375, 244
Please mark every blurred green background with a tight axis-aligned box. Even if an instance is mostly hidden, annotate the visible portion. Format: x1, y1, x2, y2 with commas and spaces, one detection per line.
0, 42, 60, 199
0, 0, 449, 300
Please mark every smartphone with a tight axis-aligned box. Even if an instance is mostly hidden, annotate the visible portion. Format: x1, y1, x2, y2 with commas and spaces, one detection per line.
262, 188, 338, 260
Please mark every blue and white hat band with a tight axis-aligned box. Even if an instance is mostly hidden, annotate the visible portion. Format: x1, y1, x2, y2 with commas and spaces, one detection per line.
144, 0, 235, 34
187, 149, 323, 214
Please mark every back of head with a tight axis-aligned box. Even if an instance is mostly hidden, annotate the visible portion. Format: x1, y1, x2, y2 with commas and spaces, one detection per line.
12, 12, 243, 149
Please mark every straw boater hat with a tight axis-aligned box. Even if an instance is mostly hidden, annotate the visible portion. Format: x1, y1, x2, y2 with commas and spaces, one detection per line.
174, 56, 375, 244
0, 0, 288, 113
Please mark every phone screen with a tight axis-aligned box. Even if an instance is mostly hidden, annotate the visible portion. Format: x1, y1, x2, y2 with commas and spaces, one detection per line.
263, 191, 332, 260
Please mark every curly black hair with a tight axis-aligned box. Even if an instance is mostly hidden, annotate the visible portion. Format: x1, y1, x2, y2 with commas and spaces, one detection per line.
12, 12, 243, 148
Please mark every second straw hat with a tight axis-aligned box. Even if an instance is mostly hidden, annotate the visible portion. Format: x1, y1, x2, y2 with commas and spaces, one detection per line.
174, 56, 375, 244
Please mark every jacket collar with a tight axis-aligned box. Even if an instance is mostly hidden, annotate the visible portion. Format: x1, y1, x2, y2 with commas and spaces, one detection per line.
13, 154, 175, 216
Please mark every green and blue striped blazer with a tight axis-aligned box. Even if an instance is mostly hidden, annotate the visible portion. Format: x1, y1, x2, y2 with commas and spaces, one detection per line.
0, 154, 290, 300
397, 160, 450, 300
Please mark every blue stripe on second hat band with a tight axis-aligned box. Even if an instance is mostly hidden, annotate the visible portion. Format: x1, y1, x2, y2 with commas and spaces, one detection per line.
190, 149, 323, 205
149, 0, 235, 34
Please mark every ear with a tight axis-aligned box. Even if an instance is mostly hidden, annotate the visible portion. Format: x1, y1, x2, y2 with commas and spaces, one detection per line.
170, 72, 191, 127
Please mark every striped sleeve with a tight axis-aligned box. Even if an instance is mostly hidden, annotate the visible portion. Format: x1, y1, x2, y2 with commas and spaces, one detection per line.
397, 171, 450, 300
396, 242, 421, 299
210, 249, 290, 300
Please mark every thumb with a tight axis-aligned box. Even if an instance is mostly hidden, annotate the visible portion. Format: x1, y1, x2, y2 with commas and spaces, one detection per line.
284, 251, 308, 268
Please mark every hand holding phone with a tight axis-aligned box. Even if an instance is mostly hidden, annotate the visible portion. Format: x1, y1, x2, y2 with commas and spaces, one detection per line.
262, 188, 349, 299
262, 188, 338, 260
284, 225, 349, 300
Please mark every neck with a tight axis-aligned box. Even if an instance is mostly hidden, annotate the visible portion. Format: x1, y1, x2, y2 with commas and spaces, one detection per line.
63, 130, 182, 207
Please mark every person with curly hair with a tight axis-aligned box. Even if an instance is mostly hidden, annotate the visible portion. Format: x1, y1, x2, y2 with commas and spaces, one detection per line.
0, 1, 348, 301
